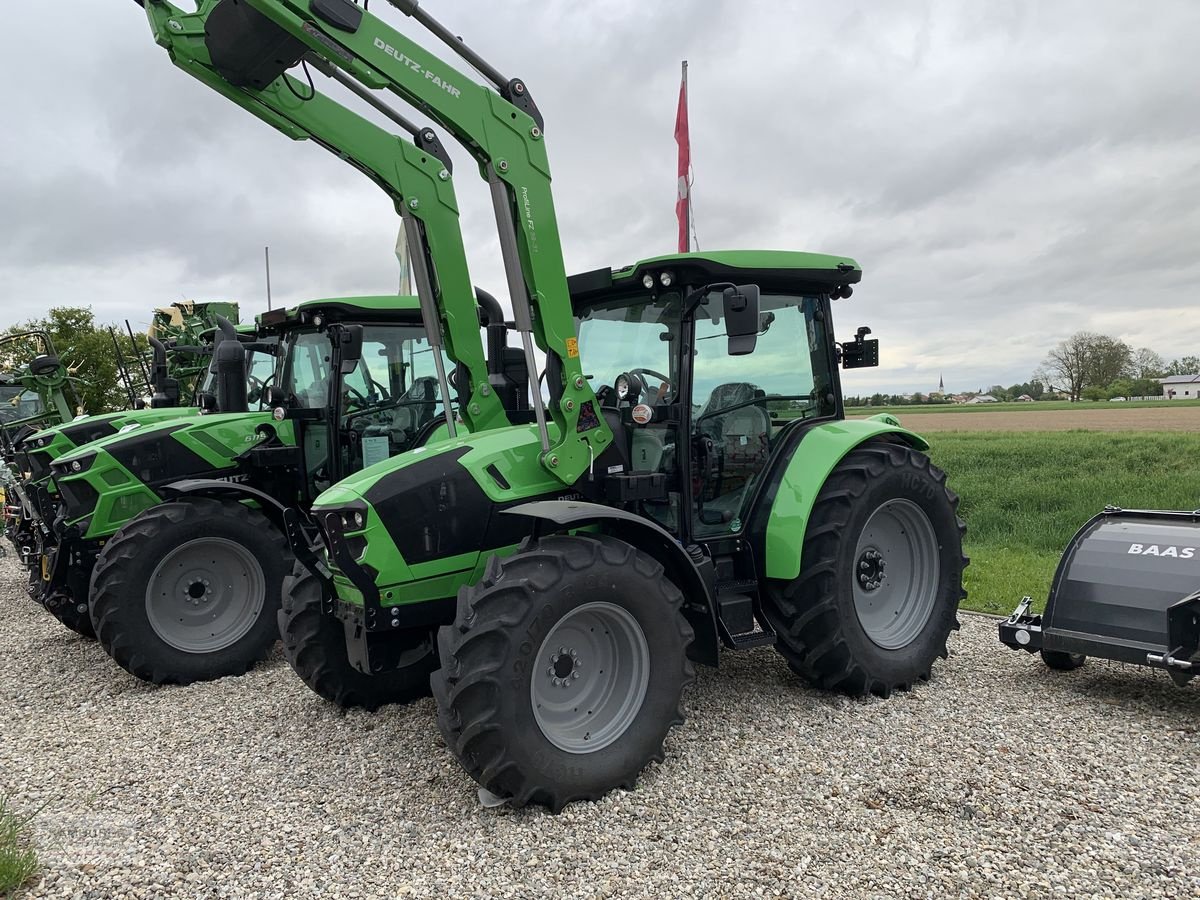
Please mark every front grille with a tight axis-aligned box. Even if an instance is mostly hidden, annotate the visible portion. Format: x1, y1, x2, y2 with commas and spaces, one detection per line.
58, 480, 99, 521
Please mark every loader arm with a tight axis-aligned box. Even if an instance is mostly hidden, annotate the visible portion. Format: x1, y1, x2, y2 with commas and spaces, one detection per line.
140, 0, 508, 436
216, 0, 611, 483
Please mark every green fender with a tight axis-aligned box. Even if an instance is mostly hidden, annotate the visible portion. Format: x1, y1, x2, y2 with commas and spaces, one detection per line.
762, 415, 929, 581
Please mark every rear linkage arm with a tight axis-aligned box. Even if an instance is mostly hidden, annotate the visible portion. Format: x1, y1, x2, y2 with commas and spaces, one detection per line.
139, 0, 508, 436
232, 0, 612, 484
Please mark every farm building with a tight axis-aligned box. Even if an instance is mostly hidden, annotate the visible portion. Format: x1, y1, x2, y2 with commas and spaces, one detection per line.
1159, 374, 1200, 399
1016, 394, 1034, 402
965, 394, 999, 404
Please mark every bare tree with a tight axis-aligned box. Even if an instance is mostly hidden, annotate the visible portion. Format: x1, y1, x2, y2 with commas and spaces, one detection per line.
1128, 347, 1166, 379
1040, 332, 1097, 401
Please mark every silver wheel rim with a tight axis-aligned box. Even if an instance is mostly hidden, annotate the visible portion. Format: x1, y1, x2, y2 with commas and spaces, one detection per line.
531, 601, 650, 755
145, 537, 266, 653
853, 498, 941, 650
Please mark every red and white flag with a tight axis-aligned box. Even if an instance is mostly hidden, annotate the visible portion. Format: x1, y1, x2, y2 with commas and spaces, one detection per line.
674, 61, 691, 253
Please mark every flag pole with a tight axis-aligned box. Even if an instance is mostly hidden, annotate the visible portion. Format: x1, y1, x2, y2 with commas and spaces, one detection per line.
264, 246, 273, 311
682, 60, 690, 253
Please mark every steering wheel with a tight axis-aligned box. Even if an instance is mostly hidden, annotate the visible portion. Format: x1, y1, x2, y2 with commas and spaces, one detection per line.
629, 368, 674, 401
344, 384, 370, 410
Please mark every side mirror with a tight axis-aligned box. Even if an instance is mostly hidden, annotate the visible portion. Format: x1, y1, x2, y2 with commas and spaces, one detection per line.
338, 324, 364, 375
723, 284, 761, 356
841, 326, 880, 369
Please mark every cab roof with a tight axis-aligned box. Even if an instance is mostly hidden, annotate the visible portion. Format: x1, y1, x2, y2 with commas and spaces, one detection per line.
568, 250, 862, 302
256, 295, 423, 331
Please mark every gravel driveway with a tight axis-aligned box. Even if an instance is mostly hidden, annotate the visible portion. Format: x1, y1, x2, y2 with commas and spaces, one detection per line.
2, 555, 1198, 899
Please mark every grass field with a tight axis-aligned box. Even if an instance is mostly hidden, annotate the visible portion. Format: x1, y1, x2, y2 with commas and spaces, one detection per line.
848, 398, 1200, 416
926, 431, 1200, 615
0, 796, 38, 896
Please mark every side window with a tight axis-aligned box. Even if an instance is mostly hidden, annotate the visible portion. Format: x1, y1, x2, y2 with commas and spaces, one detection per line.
690, 295, 830, 537
246, 348, 278, 409
284, 332, 331, 409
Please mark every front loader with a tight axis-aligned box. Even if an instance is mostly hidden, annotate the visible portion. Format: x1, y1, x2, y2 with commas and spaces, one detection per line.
1000, 507, 1200, 685
133, 0, 969, 811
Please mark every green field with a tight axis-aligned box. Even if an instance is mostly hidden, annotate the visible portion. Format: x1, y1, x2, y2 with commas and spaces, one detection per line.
926, 432, 1200, 615
848, 398, 1200, 416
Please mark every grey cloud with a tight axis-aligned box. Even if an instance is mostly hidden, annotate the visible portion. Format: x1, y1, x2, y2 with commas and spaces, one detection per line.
2, 0, 1199, 394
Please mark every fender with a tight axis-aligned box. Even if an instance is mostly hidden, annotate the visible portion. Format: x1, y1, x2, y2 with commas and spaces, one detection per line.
160, 478, 292, 532
503, 500, 722, 667
761, 417, 929, 581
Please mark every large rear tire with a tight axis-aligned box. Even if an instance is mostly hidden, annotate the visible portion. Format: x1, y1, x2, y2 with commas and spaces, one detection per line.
279, 559, 436, 710
89, 498, 290, 685
432, 534, 694, 813
762, 442, 966, 697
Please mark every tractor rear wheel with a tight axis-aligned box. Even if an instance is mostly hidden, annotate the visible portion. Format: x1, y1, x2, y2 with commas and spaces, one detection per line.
89, 498, 290, 685
279, 559, 436, 710
432, 533, 694, 813
763, 442, 966, 697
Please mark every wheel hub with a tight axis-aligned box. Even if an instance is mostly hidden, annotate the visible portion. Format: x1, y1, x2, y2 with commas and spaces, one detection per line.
857, 548, 887, 591
145, 537, 266, 654
548, 647, 581, 686
531, 602, 650, 754
852, 499, 941, 650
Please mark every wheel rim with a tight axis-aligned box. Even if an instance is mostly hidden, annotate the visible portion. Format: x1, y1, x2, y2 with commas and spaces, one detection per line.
852, 498, 941, 650
531, 601, 650, 755
145, 537, 266, 653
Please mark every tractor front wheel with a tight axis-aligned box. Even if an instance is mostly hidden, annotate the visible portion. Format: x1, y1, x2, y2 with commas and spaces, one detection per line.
89, 499, 290, 685
279, 560, 436, 710
763, 442, 966, 697
432, 533, 694, 813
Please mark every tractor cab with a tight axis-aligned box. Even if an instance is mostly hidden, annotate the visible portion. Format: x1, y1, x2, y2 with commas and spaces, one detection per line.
571, 251, 872, 543
255, 296, 461, 494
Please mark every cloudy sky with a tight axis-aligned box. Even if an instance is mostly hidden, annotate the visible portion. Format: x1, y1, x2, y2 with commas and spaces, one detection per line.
2, 0, 1198, 395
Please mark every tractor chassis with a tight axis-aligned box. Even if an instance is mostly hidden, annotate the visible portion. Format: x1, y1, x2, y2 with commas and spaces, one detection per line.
1001, 593, 1200, 685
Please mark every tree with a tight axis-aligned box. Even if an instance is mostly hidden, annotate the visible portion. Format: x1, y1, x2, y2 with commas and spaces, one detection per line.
1040, 332, 1132, 402
1084, 335, 1132, 389
1128, 347, 1166, 379
1166, 355, 1200, 376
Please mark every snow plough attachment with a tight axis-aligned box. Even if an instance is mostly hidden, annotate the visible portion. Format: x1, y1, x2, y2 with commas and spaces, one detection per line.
999, 508, 1200, 685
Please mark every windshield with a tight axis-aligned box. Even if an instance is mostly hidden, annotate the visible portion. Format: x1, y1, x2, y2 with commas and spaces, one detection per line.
576, 291, 682, 401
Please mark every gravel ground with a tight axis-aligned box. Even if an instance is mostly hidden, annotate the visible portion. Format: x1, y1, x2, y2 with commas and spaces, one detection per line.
2, 554, 1199, 900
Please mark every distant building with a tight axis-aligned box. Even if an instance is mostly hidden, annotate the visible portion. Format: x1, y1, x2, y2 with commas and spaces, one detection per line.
1016, 394, 1034, 402
1160, 374, 1200, 400
965, 394, 999, 405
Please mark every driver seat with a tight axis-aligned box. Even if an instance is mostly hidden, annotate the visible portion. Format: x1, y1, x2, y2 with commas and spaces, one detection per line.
697, 382, 771, 497
391, 376, 439, 436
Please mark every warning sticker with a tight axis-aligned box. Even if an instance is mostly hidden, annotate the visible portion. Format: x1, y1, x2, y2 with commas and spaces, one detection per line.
565, 337, 579, 358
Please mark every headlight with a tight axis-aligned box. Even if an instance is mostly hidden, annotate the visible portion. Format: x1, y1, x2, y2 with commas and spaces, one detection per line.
659, 271, 674, 287
615, 374, 631, 400
642, 274, 655, 290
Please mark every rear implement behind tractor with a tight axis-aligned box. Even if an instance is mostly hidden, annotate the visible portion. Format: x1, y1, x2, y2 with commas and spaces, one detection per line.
133, 0, 968, 811
1000, 507, 1200, 684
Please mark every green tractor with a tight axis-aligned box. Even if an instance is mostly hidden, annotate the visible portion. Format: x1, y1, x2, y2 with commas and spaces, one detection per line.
135, 0, 967, 811
15, 324, 278, 636
51, 293, 522, 682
